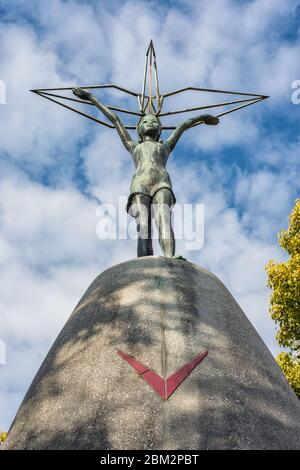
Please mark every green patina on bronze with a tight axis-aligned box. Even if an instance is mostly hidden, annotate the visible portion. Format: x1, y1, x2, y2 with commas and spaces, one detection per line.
73, 87, 219, 257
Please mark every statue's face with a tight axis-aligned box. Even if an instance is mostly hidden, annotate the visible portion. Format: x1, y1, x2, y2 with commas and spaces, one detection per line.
138, 114, 161, 140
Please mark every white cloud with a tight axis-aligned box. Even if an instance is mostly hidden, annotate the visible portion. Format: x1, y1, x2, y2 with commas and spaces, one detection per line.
0, 25, 87, 164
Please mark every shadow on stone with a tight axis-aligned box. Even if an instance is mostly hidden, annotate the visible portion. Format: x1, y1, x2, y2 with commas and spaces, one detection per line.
3, 257, 300, 450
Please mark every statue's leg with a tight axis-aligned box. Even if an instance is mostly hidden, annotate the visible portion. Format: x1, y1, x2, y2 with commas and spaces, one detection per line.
152, 189, 175, 257
129, 194, 153, 257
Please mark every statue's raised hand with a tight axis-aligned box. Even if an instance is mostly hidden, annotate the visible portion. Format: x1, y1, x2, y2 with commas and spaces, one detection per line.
72, 87, 94, 101
201, 114, 219, 125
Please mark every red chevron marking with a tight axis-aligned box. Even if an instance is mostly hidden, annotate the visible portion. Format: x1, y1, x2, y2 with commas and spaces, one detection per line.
117, 350, 208, 400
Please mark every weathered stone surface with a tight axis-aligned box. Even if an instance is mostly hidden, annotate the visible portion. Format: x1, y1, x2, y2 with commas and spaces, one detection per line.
3, 257, 300, 450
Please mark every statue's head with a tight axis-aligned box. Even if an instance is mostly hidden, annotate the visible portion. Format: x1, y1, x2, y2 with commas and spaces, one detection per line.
137, 114, 162, 141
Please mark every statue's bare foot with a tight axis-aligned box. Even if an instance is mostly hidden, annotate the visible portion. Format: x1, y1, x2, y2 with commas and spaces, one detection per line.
172, 255, 187, 261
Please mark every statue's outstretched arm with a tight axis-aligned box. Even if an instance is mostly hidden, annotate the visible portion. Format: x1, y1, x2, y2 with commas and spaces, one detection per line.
165, 114, 219, 153
73, 88, 135, 152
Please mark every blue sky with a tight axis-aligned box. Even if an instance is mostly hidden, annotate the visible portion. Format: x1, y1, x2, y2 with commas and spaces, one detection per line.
0, 0, 300, 431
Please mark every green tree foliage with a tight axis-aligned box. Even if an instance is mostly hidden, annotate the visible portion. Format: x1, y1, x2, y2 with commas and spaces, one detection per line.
0, 431, 7, 444
266, 199, 300, 398
276, 352, 300, 398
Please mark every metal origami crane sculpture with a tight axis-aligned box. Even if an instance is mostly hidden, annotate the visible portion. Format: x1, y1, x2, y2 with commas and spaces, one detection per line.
31, 40, 268, 129
31, 41, 268, 258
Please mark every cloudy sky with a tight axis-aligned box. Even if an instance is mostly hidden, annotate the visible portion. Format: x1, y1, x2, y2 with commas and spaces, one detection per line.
0, 0, 300, 431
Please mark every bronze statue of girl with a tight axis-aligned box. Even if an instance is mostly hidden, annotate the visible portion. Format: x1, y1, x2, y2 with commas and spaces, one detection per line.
73, 88, 219, 258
